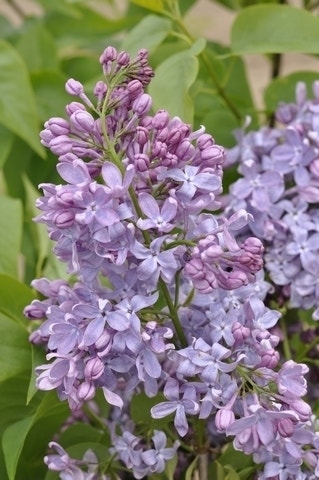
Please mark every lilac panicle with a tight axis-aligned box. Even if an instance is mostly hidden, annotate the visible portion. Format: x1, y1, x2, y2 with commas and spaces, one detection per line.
24, 46, 319, 480
225, 81, 319, 320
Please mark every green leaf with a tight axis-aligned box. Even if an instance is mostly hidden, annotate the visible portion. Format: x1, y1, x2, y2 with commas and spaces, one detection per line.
130, 392, 165, 425
185, 456, 198, 480
27, 345, 46, 405
2, 390, 69, 480
0, 125, 14, 169
165, 453, 178, 480
232, 5, 319, 55
15, 20, 59, 72
23, 175, 55, 278
31, 71, 69, 122
0, 196, 22, 277
121, 14, 172, 56
2, 415, 35, 480
0, 313, 31, 382
209, 460, 226, 480
149, 48, 200, 124
44, 4, 137, 48
225, 465, 240, 480
129, 0, 164, 12
264, 71, 319, 113
0, 274, 33, 324
0, 40, 44, 157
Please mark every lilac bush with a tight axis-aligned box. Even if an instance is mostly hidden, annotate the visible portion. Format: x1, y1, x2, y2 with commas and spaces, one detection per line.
24, 46, 319, 479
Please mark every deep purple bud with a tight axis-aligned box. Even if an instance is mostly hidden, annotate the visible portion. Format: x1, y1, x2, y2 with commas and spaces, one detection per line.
136, 126, 149, 146
127, 80, 144, 99
99, 46, 117, 64
232, 321, 250, 341
132, 93, 152, 117
277, 418, 294, 437
117, 50, 130, 66
242, 237, 264, 255
197, 133, 215, 150
201, 145, 225, 165
134, 153, 150, 172
258, 349, 279, 369
152, 110, 170, 130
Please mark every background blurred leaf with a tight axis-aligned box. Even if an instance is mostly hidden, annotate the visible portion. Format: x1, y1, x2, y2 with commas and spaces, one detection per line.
264, 71, 319, 113
231, 4, 319, 54
0, 126, 14, 169
0, 275, 33, 324
149, 45, 203, 124
0, 40, 44, 157
2, 415, 35, 480
15, 20, 59, 72
121, 14, 172, 56
0, 313, 30, 383
129, 0, 164, 12
0, 197, 22, 277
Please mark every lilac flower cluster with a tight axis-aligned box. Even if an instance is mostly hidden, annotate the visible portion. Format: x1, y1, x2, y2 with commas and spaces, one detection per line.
225, 82, 319, 319
24, 47, 319, 479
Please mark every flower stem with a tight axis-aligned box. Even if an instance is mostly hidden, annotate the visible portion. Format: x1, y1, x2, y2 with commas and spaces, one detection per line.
159, 277, 188, 347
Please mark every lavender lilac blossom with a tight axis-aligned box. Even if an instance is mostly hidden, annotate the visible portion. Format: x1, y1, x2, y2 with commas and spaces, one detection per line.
24, 47, 319, 479
225, 82, 319, 320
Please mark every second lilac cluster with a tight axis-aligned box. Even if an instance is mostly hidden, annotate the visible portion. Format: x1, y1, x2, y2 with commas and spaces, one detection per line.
225, 82, 319, 319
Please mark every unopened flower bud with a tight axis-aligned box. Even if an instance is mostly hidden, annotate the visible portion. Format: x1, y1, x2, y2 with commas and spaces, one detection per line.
215, 408, 235, 432
132, 93, 152, 117
45, 117, 70, 136
259, 349, 279, 369
289, 398, 312, 422
152, 109, 169, 130
277, 417, 294, 437
85, 357, 105, 380
99, 46, 117, 64
77, 381, 95, 401
66, 102, 86, 116
70, 110, 95, 135
53, 210, 75, 228
197, 133, 215, 150
201, 145, 225, 165
232, 321, 250, 341
49, 135, 74, 155
65, 78, 84, 96
127, 80, 143, 99
134, 153, 150, 172
117, 50, 130, 66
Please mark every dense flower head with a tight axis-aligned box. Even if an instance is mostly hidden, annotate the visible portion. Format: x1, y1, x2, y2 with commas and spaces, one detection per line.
225, 81, 319, 320
25, 46, 319, 480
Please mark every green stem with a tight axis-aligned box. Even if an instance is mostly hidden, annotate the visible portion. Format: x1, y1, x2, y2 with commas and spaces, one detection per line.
162, 4, 242, 121
280, 316, 292, 360
198, 453, 208, 480
159, 277, 188, 347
